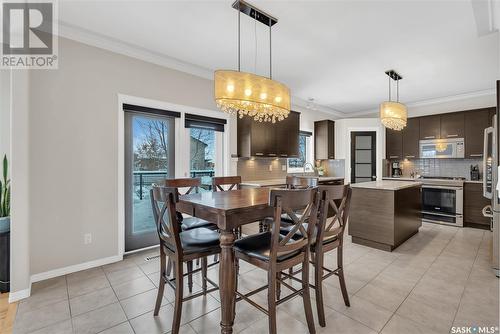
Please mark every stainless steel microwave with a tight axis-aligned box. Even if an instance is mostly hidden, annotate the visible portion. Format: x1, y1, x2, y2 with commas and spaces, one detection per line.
419, 138, 465, 159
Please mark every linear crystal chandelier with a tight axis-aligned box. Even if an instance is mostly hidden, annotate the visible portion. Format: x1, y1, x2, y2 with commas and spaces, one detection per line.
380, 70, 408, 131
214, 0, 290, 123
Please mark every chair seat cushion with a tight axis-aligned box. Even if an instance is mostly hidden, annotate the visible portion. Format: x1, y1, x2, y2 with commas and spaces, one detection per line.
166, 227, 220, 255
234, 232, 302, 262
181, 217, 216, 231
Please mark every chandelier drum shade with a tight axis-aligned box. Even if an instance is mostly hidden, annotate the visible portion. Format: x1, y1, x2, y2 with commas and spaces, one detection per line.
214, 70, 290, 122
214, 0, 291, 123
379, 101, 408, 131
380, 70, 407, 131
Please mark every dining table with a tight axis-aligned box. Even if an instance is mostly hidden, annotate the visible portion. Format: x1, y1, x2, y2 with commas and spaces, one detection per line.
178, 187, 273, 334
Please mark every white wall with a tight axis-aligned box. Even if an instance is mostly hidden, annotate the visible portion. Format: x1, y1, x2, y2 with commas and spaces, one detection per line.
334, 118, 386, 182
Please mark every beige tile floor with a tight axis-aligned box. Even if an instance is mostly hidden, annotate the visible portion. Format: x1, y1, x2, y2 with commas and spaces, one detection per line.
13, 222, 500, 334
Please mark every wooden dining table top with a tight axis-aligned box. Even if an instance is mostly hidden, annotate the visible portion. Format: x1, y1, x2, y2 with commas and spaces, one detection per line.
178, 188, 274, 231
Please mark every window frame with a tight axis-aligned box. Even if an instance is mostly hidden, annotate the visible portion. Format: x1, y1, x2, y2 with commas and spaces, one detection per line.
287, 131, 313, 173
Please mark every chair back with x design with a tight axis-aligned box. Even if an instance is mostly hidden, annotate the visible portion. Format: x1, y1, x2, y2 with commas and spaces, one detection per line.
285, 176, 318, 189
150, 186, 183, 255
160, 178, 201, 197
212, 176, 242, 192
268, 188, 320, 261
316, 185, 352, 245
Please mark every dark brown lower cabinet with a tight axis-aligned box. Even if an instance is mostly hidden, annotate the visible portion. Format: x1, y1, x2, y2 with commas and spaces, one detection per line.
464, 182, 491, 229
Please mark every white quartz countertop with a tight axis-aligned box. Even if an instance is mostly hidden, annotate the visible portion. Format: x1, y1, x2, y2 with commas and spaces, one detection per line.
351, 180, 422, 191
241, 176, 344, 187
382, 177, 483, 184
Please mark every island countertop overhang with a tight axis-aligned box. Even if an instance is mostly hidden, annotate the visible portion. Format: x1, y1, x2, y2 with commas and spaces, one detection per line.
350, 180, 422, 191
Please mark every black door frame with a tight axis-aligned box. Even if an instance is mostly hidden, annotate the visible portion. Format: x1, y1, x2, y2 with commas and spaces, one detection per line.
350, 131, 377, 184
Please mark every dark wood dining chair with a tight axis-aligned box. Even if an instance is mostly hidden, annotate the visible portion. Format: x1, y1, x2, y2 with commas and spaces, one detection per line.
212, 176, 242, 192
150, 186, 220, 334
285, 175, 319, 189
212, 176, 243, 237
282, 184, 352, 327
157, 178, 218, 288
162, 178, 216, 231
234, 188, 320, 334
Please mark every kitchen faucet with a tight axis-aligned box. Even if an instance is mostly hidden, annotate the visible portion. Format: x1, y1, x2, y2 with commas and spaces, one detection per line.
303, 162, 315, 175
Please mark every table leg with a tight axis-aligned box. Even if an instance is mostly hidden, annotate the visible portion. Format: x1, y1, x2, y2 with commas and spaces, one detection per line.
219, 231, 236, 334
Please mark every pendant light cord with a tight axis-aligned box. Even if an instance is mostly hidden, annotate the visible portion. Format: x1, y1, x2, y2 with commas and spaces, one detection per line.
269, 18, 272, 79
388, 75, 391, 101
397, 79, 399, 102
237, 1, 240, 72
254, 11, 257, 74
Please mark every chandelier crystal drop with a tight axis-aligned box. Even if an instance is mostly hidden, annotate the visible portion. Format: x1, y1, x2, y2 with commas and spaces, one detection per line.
214, 0, 290, 122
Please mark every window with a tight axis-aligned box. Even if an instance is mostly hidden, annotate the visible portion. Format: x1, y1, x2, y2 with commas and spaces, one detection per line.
185, 113, 226, 190
288, 131, 313, 172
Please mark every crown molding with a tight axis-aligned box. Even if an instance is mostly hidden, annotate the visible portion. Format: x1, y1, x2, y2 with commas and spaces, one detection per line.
345, 88, 496, 117
57, 20, 215, 80
57, 21, 344, 117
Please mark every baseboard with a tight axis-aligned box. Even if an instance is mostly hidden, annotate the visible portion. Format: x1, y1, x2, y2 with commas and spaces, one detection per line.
30, 254, 123, 283
9, 287, 31, 303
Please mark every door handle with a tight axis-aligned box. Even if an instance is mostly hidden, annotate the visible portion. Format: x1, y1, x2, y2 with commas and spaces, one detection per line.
424, 136, 435, 139
469, 154, 483, 157
405, 155, 415, 158
447, 134, 459, 138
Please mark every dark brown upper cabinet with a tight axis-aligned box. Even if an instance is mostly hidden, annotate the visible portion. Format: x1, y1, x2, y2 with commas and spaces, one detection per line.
237, 111, 300, 158
419, 115, 441, 140
440, 112, 465, 139
385, 128, 402, 160
314, 120, 335, 160
276, 111, 300, 158
402, 117, 420, 159
465, 107, 495, 159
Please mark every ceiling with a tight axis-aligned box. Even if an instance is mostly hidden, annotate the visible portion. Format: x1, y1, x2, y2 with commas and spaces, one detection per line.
58, 0, 499, 115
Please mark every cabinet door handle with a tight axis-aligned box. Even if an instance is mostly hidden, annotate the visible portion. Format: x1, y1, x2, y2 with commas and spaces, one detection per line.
469, 154, 483, 157
255, 153, 264, 156
424, 136, 435, 139
268, 153, 276, 156
447, 134, 459, 138
329, 156, 334, 159
389, 155, 399, 159
405, 155, 415, 158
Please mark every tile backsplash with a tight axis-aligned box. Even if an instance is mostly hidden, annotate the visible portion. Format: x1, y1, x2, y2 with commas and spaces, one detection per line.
398, 158, 483, 180
236, 158, 346, 181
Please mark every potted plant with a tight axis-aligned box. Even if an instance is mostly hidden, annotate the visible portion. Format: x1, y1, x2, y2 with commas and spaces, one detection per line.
0, 155, 10, 233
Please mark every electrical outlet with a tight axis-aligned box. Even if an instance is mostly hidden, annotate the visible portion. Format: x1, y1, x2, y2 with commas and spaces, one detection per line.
84, 233, 92, 245
269, 164, 273, 171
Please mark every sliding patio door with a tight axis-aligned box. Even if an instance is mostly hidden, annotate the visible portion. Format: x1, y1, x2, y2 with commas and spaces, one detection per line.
124, 111, 175, 252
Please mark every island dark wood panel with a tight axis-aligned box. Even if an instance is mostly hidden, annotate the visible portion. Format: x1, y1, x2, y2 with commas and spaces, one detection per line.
348, 185, 422, 251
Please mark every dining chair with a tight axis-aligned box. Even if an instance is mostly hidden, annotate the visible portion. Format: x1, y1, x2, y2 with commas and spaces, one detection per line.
233, 188, 320, 334
162, 178, 216, 231
212, 176, 242, 191
282, 184, 352, 327
150, 186, 220, 334
212, 176, 243, 237
285, 175, 319, 189
158, 178, 218, 289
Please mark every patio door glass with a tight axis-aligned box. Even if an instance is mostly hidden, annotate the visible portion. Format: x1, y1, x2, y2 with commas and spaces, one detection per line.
125, 112, 175, 252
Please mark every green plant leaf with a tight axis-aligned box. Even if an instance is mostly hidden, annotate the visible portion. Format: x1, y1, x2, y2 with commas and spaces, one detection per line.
2, 155, 7, 183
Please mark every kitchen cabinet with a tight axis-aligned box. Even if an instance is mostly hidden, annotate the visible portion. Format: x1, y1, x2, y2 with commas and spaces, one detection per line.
314, 120, 335, 160
440, 112, 465, 139
464, 182, 491, 229
237, 111, 300, 158
385, 128, 402, 160
465, 108, 491, 159
402, 117, 420, 159
276, 111, 299, 158
419, 115, 441, 140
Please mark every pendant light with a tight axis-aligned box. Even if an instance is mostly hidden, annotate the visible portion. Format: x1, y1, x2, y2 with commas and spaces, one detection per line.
380, 70, 407, 131
214, 0, 290, 123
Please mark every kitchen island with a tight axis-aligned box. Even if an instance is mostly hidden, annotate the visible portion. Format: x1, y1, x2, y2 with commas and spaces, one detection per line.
348, 180, 422, 251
